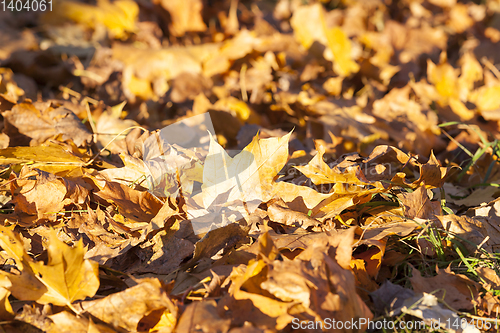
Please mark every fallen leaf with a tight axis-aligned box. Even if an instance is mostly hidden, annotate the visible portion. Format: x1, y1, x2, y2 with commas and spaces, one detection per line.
398, 186, 441, 220
11, 166, 90, 220
175, 300, 231, 333
43, 0, 139, 39
48, 311, 118, 333
476, 266, 500, 291
155, 0, 206, 36
2, 101, 92, 147
93, 181, 162, 223
396, 292, 478, 332
79, 278, 177, 332
410, 265, 480, 310
0, 227, 99, 309
437, 215, 489, 254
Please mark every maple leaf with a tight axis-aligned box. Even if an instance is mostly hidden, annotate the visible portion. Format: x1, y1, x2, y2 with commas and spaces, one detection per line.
79, 278, 177, 332
0, 227, 99, 311
291, 3, 359, 77
294, 144, 366, 185
187, 131, 291, 234
410, 265, 480, 311
155, 0, 207, 36
42, 0, 139, 39
11, 166, 90, 220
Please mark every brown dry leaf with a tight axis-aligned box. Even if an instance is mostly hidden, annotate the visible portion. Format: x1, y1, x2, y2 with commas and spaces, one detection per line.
79, 278, 177, 332
10, 166, 90, 220
291, 143, 416, 221
476, 266, 500, 291
265, 231, 329, 255
360, 145, 412, 182
202, 30, 260, 78
324, 228, 358, 270
2, 101, 92, 147
14, 304, 54, 332
437, 215, 489, 254
118, 227, 194, 275
0, 68, 29, 104
350, 259, 379, 297
479, 292, 500, 316
371, 86, 441, 156
98, 153, 147, 188
267, 201, 318, 229
454, 186, 499, 207
410, 265, 480, 310
4, 0, 500, 327
150, 198, 181, 231
311, 194, 364, 222
175, 300, 231, 333
296, 232, 373, 329
155, 0, 207, 36
359, 221, 420, 241
413, 151, 452, 189
397, 293, 468, 331
188, 223, 250, 266
228, 253, 296, 329
397, 186, 441, 220
68, 208, 132, 265
95, 103, 138, 151
48, 311, 118, 333
0, 26, 37, 62
228, 261, 294, 330
229, 230, 372, 331
467, 199, 500, 253
93, 181, 162, 223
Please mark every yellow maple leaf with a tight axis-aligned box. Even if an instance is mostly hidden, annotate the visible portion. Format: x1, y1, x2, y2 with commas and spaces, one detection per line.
44, 0, 138, 39
449, 98, 475, 121
290, 3, 359, 77
294, 144, 364, 185
290, 4, 327, 49
228, 257, 294, 329
0, 227, 99, 311
325, 27, 360, 77
427, 58, 459, 102
470, 85, 500, 112
458, 52, 483, 98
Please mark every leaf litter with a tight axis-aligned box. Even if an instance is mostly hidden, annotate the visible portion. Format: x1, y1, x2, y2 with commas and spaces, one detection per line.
0, 0, 499, 332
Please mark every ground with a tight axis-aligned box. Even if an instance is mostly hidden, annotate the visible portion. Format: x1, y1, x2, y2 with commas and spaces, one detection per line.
0, 0, 499, 332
